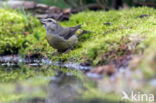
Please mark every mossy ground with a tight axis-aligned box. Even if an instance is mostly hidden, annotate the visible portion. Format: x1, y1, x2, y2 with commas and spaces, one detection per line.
0, 7, 156, 103
1, 7, 156, 66
60, 7, 156, 65
0, 8, 54, 56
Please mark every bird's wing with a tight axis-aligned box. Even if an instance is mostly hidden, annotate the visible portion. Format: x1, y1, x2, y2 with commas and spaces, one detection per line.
59, 25, 81, 40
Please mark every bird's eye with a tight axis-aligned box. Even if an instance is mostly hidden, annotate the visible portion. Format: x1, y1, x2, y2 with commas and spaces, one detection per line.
47, 20, 52, 22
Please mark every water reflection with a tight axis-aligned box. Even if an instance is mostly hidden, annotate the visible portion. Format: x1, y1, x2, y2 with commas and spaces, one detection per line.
0, 56, 129, 103
46, 71, 83, 103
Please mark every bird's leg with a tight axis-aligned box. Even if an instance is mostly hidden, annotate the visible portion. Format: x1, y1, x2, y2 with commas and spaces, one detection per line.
62, 49, 71, 54
52, 50, 61, 56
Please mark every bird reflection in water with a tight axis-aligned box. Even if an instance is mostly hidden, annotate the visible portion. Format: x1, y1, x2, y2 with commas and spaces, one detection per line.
46, 71, 84, 103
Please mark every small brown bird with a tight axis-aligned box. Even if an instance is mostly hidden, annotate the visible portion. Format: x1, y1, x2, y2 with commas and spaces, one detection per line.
41, 18, 81, 52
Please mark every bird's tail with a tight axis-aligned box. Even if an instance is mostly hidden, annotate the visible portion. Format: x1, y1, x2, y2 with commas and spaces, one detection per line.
72, 25, 92, 37
70, 25, 81, 35
73, 25, 81, 29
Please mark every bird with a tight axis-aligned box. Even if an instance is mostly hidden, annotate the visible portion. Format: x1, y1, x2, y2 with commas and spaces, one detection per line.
41, 18, 81, 53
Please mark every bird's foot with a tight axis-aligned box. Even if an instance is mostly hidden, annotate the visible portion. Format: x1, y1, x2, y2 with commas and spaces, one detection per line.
52, 51, 60, 56
63, 49, 71, 54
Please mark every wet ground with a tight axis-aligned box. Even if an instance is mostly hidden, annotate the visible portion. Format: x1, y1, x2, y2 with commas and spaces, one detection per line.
0, 55, 156, 103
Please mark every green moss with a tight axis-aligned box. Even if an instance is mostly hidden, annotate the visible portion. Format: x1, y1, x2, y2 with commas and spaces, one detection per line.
56, 7, 156, 65
0, 7, 156, 64
1, 7, 156, 65
1, 7, 156, 103
0, 8, 53, 55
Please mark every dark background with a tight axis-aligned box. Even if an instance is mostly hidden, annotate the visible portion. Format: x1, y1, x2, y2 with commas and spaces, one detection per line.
29, 0, 156, 9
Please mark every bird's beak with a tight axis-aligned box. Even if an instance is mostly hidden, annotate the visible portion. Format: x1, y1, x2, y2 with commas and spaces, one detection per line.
40, 19, 46, 24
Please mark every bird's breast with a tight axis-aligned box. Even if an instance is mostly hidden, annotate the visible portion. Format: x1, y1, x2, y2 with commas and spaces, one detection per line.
46, 33, 69, 50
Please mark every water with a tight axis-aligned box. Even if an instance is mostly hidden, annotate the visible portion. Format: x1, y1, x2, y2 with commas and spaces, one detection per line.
0, 55, 99, 103
0, 55, 155, 103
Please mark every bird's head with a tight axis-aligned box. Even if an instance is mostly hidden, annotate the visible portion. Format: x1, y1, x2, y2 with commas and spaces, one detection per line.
41, 18, 58, 31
